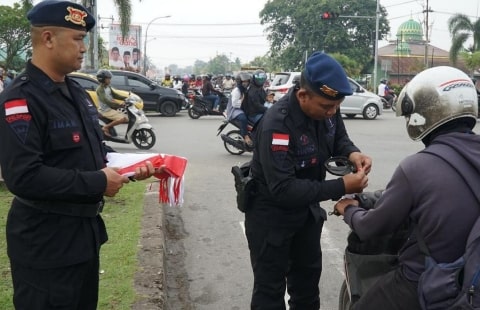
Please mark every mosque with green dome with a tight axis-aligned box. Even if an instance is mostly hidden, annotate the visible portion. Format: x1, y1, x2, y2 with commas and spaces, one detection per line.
377, 17, 461, 85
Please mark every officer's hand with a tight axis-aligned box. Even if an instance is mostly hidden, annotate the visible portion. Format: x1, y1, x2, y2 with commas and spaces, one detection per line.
102, 167, 129, 197
349, 152, 372, 175
342, 168, 368, 194
132, 161, 165, 181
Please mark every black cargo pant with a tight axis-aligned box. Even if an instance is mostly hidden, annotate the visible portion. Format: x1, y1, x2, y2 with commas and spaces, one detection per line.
245, 214, 323, 310
10, 257, 100, 310
353, 268, 421, 310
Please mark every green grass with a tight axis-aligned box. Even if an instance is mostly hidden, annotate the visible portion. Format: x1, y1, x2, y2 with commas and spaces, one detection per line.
0, 180, 151, 309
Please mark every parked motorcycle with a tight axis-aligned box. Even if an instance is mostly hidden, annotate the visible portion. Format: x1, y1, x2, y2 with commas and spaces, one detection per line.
99, 94, 156, 150
216, 118, 255, 155
324, 157, 409, 310
187, 90, 229, 119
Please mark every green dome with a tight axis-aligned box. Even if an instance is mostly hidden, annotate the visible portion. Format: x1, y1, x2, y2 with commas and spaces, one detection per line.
396, 18, 424, 43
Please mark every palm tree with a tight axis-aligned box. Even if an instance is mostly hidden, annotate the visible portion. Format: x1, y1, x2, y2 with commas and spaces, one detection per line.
448, 13, 480, 64
20, 0, 136, 35
90, 0, 139, 38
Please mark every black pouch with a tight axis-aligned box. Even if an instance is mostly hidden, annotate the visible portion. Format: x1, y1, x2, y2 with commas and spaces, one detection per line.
231, 161, 256, 212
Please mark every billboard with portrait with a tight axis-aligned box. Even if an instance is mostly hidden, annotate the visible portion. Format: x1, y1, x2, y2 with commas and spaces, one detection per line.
108, 24, 142, 73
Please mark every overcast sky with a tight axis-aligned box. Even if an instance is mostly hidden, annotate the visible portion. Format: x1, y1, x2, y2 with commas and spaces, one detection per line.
3, 0, 480, 69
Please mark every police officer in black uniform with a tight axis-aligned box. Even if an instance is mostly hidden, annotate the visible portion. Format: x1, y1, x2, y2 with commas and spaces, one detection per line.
246, 52, 371, 309
0, 1, 156, 309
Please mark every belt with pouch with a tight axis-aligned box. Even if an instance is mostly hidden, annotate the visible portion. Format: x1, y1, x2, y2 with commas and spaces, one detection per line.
15, 196, 104, 218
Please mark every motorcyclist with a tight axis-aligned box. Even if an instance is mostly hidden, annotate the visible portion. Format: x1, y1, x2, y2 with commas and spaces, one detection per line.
377, 79, 395, 107
226, 72, 253, 147
202, 74, 222, 111
222, 74, 235, 91
334, 66, 480, 310
95, 69, 128, 137
161, 73, 173, 88
242, 69, 268, 124
172, 75, 182, 90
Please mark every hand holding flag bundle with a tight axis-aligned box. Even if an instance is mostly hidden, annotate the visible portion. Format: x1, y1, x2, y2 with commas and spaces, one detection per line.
106, 152, 187, 206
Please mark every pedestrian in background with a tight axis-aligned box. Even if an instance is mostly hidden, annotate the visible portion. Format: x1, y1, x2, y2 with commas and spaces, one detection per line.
0, 1, 157, 309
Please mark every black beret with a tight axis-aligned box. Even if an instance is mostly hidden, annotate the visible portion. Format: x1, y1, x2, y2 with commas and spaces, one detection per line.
27, 0, 95, 32
303, 52, 353, 100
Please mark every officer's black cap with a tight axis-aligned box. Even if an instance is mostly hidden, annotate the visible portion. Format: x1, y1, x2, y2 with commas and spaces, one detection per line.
303, 52, 353, 100
27, 0, 96, 32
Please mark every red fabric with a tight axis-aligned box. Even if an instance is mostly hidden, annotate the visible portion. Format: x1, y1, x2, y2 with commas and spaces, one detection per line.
110, 153, 187, 206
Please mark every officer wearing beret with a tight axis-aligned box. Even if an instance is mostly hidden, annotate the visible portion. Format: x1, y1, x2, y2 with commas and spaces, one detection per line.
245, 52, 371, 309
0, 1, 156, 309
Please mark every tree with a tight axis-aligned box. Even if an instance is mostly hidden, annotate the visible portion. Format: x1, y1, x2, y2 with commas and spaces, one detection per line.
461, 51, 480, 76
0, 3, 32, 70
259, 0, 390, 72
448, 14, 480, 65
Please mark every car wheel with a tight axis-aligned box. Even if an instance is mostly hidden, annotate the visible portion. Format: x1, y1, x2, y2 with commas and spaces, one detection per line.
345, 114, 356, 119
362, 104, 378, 120
160, 100, 177, 117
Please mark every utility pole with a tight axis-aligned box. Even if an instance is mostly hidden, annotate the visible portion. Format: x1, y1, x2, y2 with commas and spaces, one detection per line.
373, 0, 380, 92
423, 0, 433, 68
92, 0, 98, 70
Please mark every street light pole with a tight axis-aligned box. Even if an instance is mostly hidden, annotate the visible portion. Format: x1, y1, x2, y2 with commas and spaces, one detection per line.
373, 0, 380, 92
143, 15, 171, 76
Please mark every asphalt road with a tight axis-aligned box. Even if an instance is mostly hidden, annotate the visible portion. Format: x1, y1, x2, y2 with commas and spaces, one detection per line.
109, 109, 478, 310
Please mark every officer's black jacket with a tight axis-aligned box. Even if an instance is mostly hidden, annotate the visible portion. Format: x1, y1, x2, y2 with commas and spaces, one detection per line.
249, 88, 360, 227
0, 61, 108, 268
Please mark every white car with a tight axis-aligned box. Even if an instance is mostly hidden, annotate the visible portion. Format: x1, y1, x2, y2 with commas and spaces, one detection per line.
268, 72, 383, 120
268, 72, 301, 101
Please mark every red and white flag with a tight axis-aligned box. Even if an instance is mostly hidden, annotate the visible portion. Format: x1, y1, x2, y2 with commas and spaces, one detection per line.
107, 152, 188, 206
272, 133, 289, 145
5, 99, 29, 116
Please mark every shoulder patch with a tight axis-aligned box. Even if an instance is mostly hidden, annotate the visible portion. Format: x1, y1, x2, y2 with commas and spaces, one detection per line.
4, 98, 31, 144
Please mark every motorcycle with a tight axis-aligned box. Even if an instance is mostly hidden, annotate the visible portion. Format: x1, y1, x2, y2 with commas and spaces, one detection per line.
216, 118, 255, 155
187, 90, 229, 119
381, 94, 398, 112
99, 94, 156, 150
324, 158, 410, 310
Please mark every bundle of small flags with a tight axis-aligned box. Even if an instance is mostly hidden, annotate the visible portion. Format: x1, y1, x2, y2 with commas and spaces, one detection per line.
106, 152, 188, 206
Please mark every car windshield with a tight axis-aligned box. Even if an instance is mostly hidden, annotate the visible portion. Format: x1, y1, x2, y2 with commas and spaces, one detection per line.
272, 73, 291, 86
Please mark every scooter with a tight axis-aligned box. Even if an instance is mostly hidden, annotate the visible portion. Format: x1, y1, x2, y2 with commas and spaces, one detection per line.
216, 118, 255, 155
324, 158, 410, 310
99, 95, 156, 150
187, 90, 229, 119
381, 94, 398, 112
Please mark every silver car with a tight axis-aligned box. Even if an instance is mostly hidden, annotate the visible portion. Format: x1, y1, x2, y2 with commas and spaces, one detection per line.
342, 78, 383, 120
269, 72, 382, 120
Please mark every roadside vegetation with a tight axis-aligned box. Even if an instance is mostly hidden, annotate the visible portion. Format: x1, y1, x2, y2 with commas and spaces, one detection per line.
0, 180, 150, 309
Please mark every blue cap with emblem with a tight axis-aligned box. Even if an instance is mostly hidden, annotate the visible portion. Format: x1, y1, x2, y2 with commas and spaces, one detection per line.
27, 0, 95, 32
303, 52, 352, 100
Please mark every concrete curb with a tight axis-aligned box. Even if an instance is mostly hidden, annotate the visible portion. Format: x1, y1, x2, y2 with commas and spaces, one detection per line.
131, 181, 166, 309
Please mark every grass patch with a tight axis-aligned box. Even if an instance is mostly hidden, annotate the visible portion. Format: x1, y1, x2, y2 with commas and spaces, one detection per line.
0, 180, 150, 309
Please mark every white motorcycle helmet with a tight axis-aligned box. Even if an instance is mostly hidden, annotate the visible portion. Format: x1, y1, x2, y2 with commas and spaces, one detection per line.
396, 66, 478, 141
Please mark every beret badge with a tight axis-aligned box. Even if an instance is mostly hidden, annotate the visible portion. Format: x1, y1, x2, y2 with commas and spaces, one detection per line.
65, 6, 88, 27
320, 85, 338, 97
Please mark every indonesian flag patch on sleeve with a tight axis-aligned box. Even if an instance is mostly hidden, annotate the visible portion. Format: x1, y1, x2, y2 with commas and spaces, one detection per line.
271, 133, 289, 152
4, 98, 31, 144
